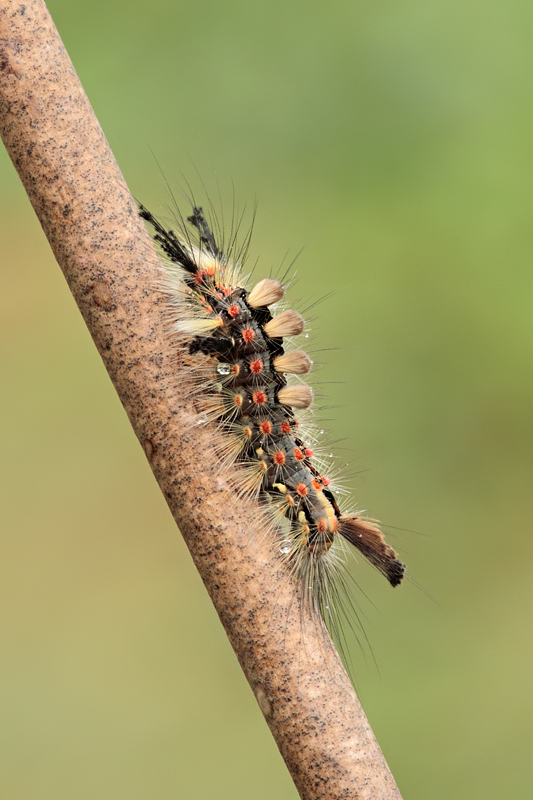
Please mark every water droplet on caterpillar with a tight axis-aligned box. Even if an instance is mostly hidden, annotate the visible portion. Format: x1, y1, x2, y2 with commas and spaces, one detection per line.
279, 540, 292, 554
216, 362, 231, 376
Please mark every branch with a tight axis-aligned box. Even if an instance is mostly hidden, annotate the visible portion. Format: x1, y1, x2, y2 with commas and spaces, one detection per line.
0, 3, 403, 798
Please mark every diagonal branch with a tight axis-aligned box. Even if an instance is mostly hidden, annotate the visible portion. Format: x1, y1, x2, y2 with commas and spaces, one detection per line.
0, 2, 403, 798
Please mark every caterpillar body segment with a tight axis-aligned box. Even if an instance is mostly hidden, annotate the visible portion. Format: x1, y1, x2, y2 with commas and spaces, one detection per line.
139, 203, 405, 620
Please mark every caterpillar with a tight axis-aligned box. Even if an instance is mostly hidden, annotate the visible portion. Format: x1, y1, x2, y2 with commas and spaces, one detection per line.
139, 200, 405, 636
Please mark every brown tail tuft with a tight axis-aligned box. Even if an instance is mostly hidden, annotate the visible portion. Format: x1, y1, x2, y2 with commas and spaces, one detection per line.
338, 515, 405, 587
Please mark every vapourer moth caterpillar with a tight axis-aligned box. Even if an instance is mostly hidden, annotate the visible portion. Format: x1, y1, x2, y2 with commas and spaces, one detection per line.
140, 200, 405, 643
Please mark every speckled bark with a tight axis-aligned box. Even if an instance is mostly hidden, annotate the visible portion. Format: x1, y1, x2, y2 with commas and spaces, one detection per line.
0, 3, 403, 798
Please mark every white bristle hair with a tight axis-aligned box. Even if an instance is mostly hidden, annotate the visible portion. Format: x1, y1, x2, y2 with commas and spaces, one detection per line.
264, 309, 305, 338
273, 350, 313, 375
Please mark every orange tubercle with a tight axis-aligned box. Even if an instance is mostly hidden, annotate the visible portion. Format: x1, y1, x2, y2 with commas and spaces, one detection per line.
252, 390, 267, 406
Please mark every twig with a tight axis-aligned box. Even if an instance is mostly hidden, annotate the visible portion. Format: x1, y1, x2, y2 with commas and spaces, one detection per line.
0, 3, 403, 798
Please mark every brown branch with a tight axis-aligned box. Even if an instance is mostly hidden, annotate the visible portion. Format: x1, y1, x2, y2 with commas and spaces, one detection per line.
0, 3, 403, 798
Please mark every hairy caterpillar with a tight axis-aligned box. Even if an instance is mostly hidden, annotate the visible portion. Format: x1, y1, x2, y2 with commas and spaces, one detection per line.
139, 201, 405, 636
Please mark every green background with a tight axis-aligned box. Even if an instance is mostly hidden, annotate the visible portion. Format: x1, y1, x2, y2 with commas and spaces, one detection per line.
1, 1, 532, 797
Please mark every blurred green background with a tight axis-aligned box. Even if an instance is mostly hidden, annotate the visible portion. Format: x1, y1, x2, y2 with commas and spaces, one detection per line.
1, 0, 532, 797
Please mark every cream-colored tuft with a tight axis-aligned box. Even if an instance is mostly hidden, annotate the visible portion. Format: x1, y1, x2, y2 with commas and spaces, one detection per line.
173, 316, 221, 335
273, 350, 312, 375
248, 278, 285, 308
264, 309, 305, 338
277, 384, 313, 409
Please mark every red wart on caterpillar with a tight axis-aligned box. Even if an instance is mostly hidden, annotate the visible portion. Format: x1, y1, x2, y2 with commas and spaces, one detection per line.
140, 202, 405, 624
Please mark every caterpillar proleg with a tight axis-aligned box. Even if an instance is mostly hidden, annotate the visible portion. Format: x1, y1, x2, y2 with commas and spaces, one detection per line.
139, 200, 405, 644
